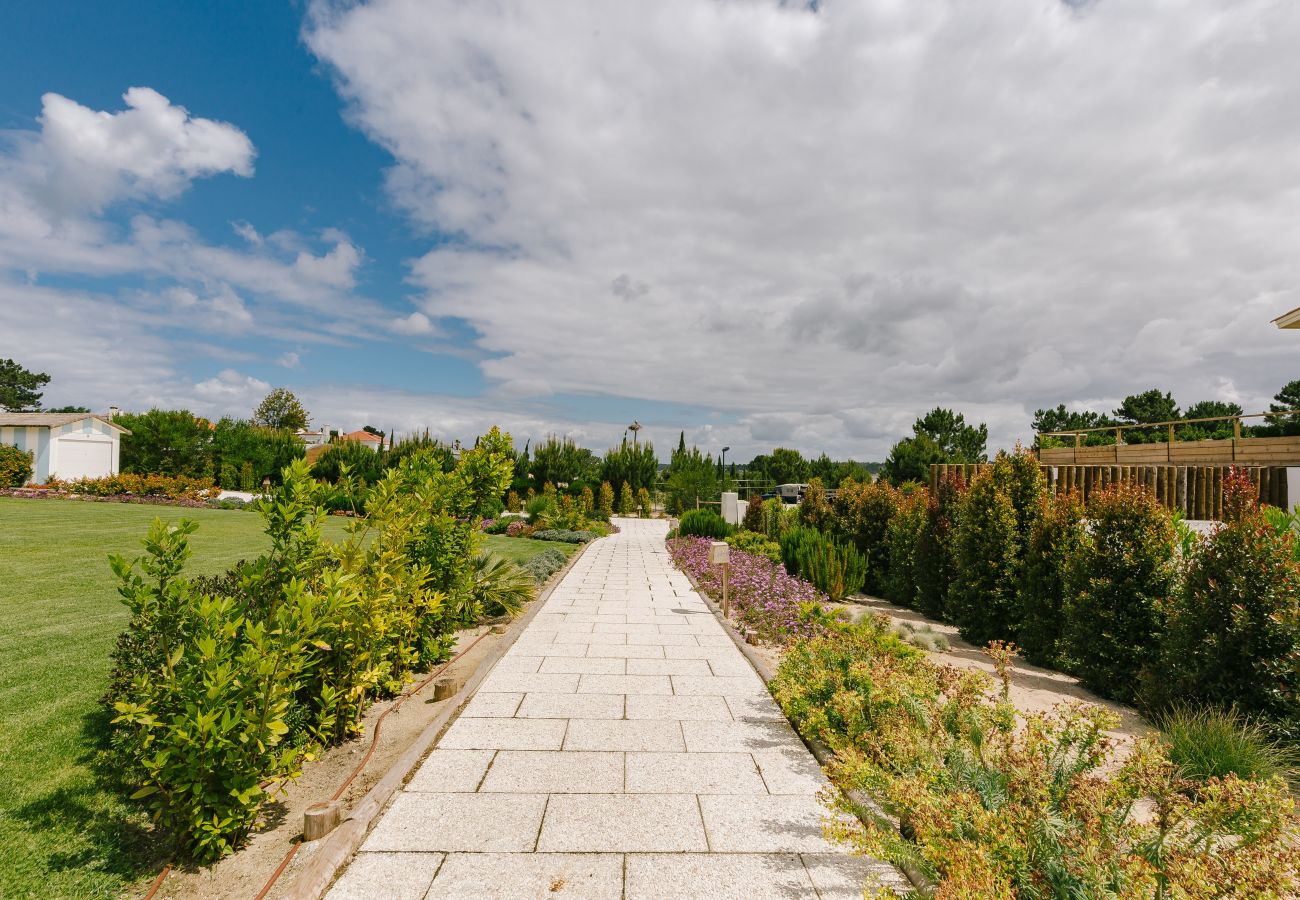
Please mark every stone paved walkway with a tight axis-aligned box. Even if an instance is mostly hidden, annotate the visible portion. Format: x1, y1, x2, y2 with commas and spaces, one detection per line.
327, 518, 904, 899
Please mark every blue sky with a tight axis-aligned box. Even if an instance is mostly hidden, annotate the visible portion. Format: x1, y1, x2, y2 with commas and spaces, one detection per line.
1, 1, 1297, 460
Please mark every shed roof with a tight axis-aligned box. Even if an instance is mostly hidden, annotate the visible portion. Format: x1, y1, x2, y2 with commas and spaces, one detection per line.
0, 412, 131, 434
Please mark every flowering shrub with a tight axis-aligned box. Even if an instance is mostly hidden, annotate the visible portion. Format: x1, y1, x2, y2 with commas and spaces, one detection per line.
505, 520, 530, 537
668, 536, 828, 644
47, 472, 214, 500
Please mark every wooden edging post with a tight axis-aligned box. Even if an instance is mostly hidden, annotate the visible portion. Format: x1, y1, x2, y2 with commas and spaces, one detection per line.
282, 539, 595, 900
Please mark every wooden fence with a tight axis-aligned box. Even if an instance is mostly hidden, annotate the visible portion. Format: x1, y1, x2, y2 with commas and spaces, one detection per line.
1039, 435, 1300, 467
928, 462, 1291, 521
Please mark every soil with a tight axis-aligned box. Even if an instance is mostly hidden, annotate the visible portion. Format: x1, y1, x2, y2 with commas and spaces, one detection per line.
145, 624, 509, 900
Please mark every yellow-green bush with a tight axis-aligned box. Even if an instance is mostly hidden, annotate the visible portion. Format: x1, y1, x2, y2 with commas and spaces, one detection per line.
104, 430, 516, 862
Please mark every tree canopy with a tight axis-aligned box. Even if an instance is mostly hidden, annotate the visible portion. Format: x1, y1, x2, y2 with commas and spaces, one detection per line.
880, 407, 988, 485
0, 359, 51, 412
252, 388, 310, 432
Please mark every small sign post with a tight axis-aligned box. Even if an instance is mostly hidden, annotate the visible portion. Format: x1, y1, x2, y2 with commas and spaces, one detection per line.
709, 541, 730, 618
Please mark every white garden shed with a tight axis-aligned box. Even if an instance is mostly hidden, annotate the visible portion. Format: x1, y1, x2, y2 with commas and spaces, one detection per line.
0, 412, 131, 484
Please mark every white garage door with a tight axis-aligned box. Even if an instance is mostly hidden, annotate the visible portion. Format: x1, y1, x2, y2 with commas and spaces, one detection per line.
56, 439, 113, 480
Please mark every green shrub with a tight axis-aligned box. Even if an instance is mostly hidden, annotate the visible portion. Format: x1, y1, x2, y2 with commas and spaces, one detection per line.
771, 616, 937, 754
238, 461, 255, 492
1015, 491, 1085, 668
1154, 470, 1300, 731
521, 547, 568, 582
677, 508, 732, 539
636, 486, 653, 518
725, 529, 782, 563
884, 490, 926, 607
106, 518, 318, 862
597, 481, 614, 517
1062, 482, 1177, 703
618, 481, 635, 516
798, 477, 832, 532
105, 431, 518, 861
1156, 704, 1296, 785
0, 443, 33, 486
947, 467, 1020, 645
829, 478, 898, 595
780, 525, 867, 601
781, 620, 1300, 898
530, 528, 598, 543
219, 463, 237, 490
915, 471, 965, 619
741, 495, 765, 531
947, 452, 1046, 646
761, 497, 793, 541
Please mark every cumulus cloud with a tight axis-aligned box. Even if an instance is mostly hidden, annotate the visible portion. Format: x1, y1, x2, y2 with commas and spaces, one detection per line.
389, 310, 435, 335
307, 0, 1300, 457
294, 237, 362, 289
18, 87, 254, 217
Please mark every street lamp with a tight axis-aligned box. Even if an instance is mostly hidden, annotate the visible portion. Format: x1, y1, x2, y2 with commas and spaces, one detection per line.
721, 446, 730, 469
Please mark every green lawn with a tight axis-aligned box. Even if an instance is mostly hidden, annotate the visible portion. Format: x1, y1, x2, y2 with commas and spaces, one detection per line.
484, 533, 580, 566
0, 498, 573, 898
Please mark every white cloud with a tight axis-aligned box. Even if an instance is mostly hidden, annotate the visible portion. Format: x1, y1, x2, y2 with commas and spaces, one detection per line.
193, 368, 272, 409
307, 0, 1300, 457
294, 237, 362, 289
22, 87, 254, 216
389, 310, 435, 335
278, 351, 302, 368
232, 220, 263, 245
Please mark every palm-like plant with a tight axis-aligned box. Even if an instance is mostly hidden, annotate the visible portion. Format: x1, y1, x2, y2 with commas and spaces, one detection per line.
471, 552, 537, 618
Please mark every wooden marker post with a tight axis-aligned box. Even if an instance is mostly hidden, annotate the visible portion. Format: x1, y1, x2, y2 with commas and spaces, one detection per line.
709, 541, 730, 619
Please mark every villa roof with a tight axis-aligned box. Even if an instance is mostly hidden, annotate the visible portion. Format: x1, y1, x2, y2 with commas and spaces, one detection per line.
0, 412, 131, 434
341, 429, 383, 443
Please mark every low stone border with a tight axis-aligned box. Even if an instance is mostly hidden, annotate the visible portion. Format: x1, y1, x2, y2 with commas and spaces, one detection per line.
280, 539, 593, 900
680, 563, 937, 896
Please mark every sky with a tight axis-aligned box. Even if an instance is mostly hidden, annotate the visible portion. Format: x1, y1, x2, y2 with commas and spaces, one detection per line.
1, 0, 1297, 462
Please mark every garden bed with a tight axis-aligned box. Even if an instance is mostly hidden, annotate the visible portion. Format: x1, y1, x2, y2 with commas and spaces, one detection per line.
842, 594, 1153, 761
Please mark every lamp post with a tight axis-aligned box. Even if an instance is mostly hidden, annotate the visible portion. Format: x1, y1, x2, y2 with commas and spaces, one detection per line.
721, 446, 730, 469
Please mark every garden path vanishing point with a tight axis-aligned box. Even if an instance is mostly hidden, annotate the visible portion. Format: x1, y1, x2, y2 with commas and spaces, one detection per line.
326, 518, 905, 899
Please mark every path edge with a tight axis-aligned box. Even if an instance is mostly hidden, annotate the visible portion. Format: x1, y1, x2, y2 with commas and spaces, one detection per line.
675, 549, 936, 897
281, 538, 595, 900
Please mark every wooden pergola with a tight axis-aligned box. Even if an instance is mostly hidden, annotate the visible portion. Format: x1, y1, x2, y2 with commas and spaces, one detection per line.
1275, 306, 1300, 329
